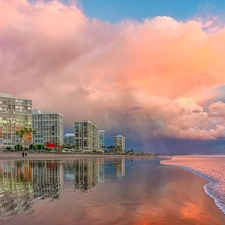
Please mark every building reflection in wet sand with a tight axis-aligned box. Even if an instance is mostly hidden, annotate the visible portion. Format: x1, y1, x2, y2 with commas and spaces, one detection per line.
114, 158, 125, 178
0, 157, 224, 225
0, 160, 64, 221
32, 161, 63, 200
74, 159, 98, 191
0, 161, 33, 221
0, 158, 125, 220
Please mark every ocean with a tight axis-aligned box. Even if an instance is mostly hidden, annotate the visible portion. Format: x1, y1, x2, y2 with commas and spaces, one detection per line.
161, 155, 225, 216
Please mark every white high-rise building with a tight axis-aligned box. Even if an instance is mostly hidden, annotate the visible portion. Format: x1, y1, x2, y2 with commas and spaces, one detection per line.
32, 110, 64, 146
0, 93, 32, 150
74, 121, 98, 152
98, 130, 105, 152
114, 135, 125, 152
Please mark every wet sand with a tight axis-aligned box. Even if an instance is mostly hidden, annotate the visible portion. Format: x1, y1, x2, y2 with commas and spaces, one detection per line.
0, 155, 224, 224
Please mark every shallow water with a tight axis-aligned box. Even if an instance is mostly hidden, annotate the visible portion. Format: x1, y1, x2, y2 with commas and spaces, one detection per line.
0, 157, 224, 225
161, 155, 225, 216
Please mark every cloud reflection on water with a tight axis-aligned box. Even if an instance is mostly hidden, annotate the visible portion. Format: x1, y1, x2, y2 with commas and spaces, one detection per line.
0, 157, 224, 225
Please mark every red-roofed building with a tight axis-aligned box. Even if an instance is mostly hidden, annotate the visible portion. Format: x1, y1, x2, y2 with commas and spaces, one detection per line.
45, 143, 62, 150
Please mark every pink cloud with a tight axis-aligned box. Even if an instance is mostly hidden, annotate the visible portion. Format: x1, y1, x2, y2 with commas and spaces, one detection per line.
1, 0, 225, 140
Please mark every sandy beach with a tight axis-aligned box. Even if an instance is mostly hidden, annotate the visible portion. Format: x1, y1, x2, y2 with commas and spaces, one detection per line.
0, 152, 156, 161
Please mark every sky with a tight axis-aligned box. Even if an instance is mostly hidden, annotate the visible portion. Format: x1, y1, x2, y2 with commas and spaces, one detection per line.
1, 0, 225, 154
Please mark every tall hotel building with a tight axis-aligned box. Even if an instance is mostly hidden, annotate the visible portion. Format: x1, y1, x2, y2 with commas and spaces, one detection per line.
98, 130, 105, 152
0, 93, 32, 150
74, 121, 98, 152
32, 110, 64, 146
114, 135, 125, 152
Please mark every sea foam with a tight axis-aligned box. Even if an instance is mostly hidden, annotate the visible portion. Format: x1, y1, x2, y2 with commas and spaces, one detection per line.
161, 155, 225, 214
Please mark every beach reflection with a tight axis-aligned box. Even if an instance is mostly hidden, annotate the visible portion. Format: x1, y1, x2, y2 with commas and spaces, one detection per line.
0, 158, 125, 221
0, 157, 224, 225
74, 159, 100, 191
0, 160, 64, 221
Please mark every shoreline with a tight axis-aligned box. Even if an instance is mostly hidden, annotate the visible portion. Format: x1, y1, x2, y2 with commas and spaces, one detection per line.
161, 155, 225, 216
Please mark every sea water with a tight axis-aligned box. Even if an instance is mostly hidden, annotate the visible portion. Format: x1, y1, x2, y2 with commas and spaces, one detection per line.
161, 155, 225, 215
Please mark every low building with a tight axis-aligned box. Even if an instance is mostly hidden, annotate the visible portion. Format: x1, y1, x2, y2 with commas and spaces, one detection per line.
45, 143, 62, 151
63, 133, 75, 147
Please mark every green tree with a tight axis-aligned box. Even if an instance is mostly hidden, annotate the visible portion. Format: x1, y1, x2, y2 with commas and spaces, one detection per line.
107, 146, 115, 153
29, 144, 37, 150
31, 130, 36, 150
115, 145, 122, 153
6, 146, 11, 151
37, 144, 44, 150
15, 144, 23, 151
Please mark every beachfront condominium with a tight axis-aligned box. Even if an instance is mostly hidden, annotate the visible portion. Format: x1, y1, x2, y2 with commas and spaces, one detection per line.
98, 130, 105, 152
74, 121, 98, 152
0, 93, 32, 150
63, 133, 75, 147
114, 135, 125, 152
32, 110, 64, 146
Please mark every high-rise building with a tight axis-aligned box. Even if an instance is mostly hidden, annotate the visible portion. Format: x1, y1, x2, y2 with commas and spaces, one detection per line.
63, 133, 75, 147
98, 130, 105, 152
114, 135, 125, 152
0, 93, 32, 150
32, 110, 64, 146
74, 121, 98, 152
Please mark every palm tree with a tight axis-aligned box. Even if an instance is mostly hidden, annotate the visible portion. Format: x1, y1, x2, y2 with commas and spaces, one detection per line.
32, 129, 36, 150
16, 129, 25, 151
115, 145, 122, 153
16, 127, 36, 150
107, 146, 115, 153
27, 128, 36, 149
